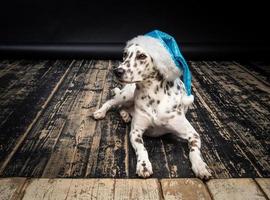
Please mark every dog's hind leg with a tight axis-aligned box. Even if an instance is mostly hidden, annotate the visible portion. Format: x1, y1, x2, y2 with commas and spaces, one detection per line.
167, 114, 212, 180
93, 84, 135, 120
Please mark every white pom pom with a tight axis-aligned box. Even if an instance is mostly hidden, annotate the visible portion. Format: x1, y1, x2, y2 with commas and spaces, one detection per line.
182, 95, 194, 106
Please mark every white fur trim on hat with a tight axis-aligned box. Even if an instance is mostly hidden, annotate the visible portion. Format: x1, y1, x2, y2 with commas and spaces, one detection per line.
126, 35, 181, 81
182, 94, 194, 106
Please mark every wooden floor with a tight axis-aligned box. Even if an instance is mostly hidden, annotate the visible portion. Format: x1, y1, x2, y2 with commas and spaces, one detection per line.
1, 178, 270, 200
0, 60, 269, 178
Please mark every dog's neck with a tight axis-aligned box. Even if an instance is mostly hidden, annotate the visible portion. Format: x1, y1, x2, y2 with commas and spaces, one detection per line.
134, 72, 174, 99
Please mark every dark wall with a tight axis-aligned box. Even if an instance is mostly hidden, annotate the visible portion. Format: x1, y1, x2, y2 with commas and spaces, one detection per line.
0, 0, 269, 59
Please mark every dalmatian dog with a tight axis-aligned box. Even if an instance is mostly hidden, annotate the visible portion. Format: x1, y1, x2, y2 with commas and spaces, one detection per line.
93, 35, 212, 179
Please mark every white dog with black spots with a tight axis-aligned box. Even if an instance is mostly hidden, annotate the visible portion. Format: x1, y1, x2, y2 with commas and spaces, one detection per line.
93, 35, 212, 179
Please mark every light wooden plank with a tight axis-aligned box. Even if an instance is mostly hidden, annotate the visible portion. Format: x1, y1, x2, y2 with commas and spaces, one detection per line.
161, 178, 211, 200
22, 179, 73, 200
114, 179, 162, 200
207, 178, 266, 200
66, 179, 114, 200
0, 178, 26, 200
255, 178, 270, 199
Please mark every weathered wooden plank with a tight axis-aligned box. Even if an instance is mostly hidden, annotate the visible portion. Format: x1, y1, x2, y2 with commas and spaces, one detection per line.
236, 61, 270, 85
66, 179, 115, 200
127, 133, 171, 178
114, 179, 162, 200
206, 178, 266, 200
42, 60, 109, 178
190, 61, 269, 177
0, 60, 71, 174
0, 178, 26, 200
161, 178, 212, 200
85, 61, 118, 177
0, 60, 83, 177
21, 179, 73, 200
255, 178, 270, 199
95, 61, 129, 178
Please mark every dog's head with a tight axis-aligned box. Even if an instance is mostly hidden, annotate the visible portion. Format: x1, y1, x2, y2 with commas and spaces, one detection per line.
114, 44, 156, 83
114, 36, 181, 83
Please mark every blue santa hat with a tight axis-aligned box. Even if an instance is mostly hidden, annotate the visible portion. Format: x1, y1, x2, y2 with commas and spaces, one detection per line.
126, 30, 194, 106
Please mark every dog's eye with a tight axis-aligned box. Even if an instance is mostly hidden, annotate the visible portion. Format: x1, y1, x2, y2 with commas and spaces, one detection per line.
137, 54, 147, 60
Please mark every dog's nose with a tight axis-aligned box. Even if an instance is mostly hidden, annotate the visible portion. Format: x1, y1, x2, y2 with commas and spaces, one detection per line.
114, 68, 125, 78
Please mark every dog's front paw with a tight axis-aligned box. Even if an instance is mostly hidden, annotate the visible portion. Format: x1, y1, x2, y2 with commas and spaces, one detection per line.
136, 160, 153, 178
192, 161, 212, 180
93, 109, 106, 120
120, 110, 131, 123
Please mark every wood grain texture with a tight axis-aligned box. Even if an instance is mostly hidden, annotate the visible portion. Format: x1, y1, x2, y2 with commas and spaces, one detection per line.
1, 178, 270, 200
255, 178, 270, 199
161, 178, 212, 200
0, 60, 269, 178
206, 178, 266, 200
0, 60, 70, 170
114, 179, 162, 200
0, 178, 26, 200
21, 179, 73, 200
67, 179, 115, 200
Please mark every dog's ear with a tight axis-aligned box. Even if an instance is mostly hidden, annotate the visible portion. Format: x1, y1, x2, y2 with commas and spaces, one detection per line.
154, 60, 181, 81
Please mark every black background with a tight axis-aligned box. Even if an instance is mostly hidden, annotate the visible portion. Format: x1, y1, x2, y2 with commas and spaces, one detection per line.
0, 0, 269, 59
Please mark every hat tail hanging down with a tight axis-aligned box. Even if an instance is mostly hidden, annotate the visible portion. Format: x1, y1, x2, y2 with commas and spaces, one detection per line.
146, 30, 194, 106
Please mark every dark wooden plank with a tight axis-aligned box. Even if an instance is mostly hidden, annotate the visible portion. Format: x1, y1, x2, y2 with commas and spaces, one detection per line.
161, 134, 194, 178
0, 60, 86, 177
0, 60, 71, 174
238, 61, 270, 84
127, 126, 171, 178
190, 61, 270, 177
95, 62, 129, 178
42, 60, 106, 178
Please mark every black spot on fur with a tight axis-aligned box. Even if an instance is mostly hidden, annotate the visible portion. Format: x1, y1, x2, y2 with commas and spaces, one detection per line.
157, 100, 160, 104
123, 96, 126, 99
154, 85, 159, 94
149, 99, 155, 105
128, 52, 133, 58
123, 60, 130, 65
173, 105, 177, 109
136, 84, 140, 90
135, 138, 143, 144
177, 85, 181, 90
166, 83, 169, 91
194, 134, 200, 139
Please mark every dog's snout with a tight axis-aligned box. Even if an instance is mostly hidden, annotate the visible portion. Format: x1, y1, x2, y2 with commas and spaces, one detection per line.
114, 68, 125, 78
